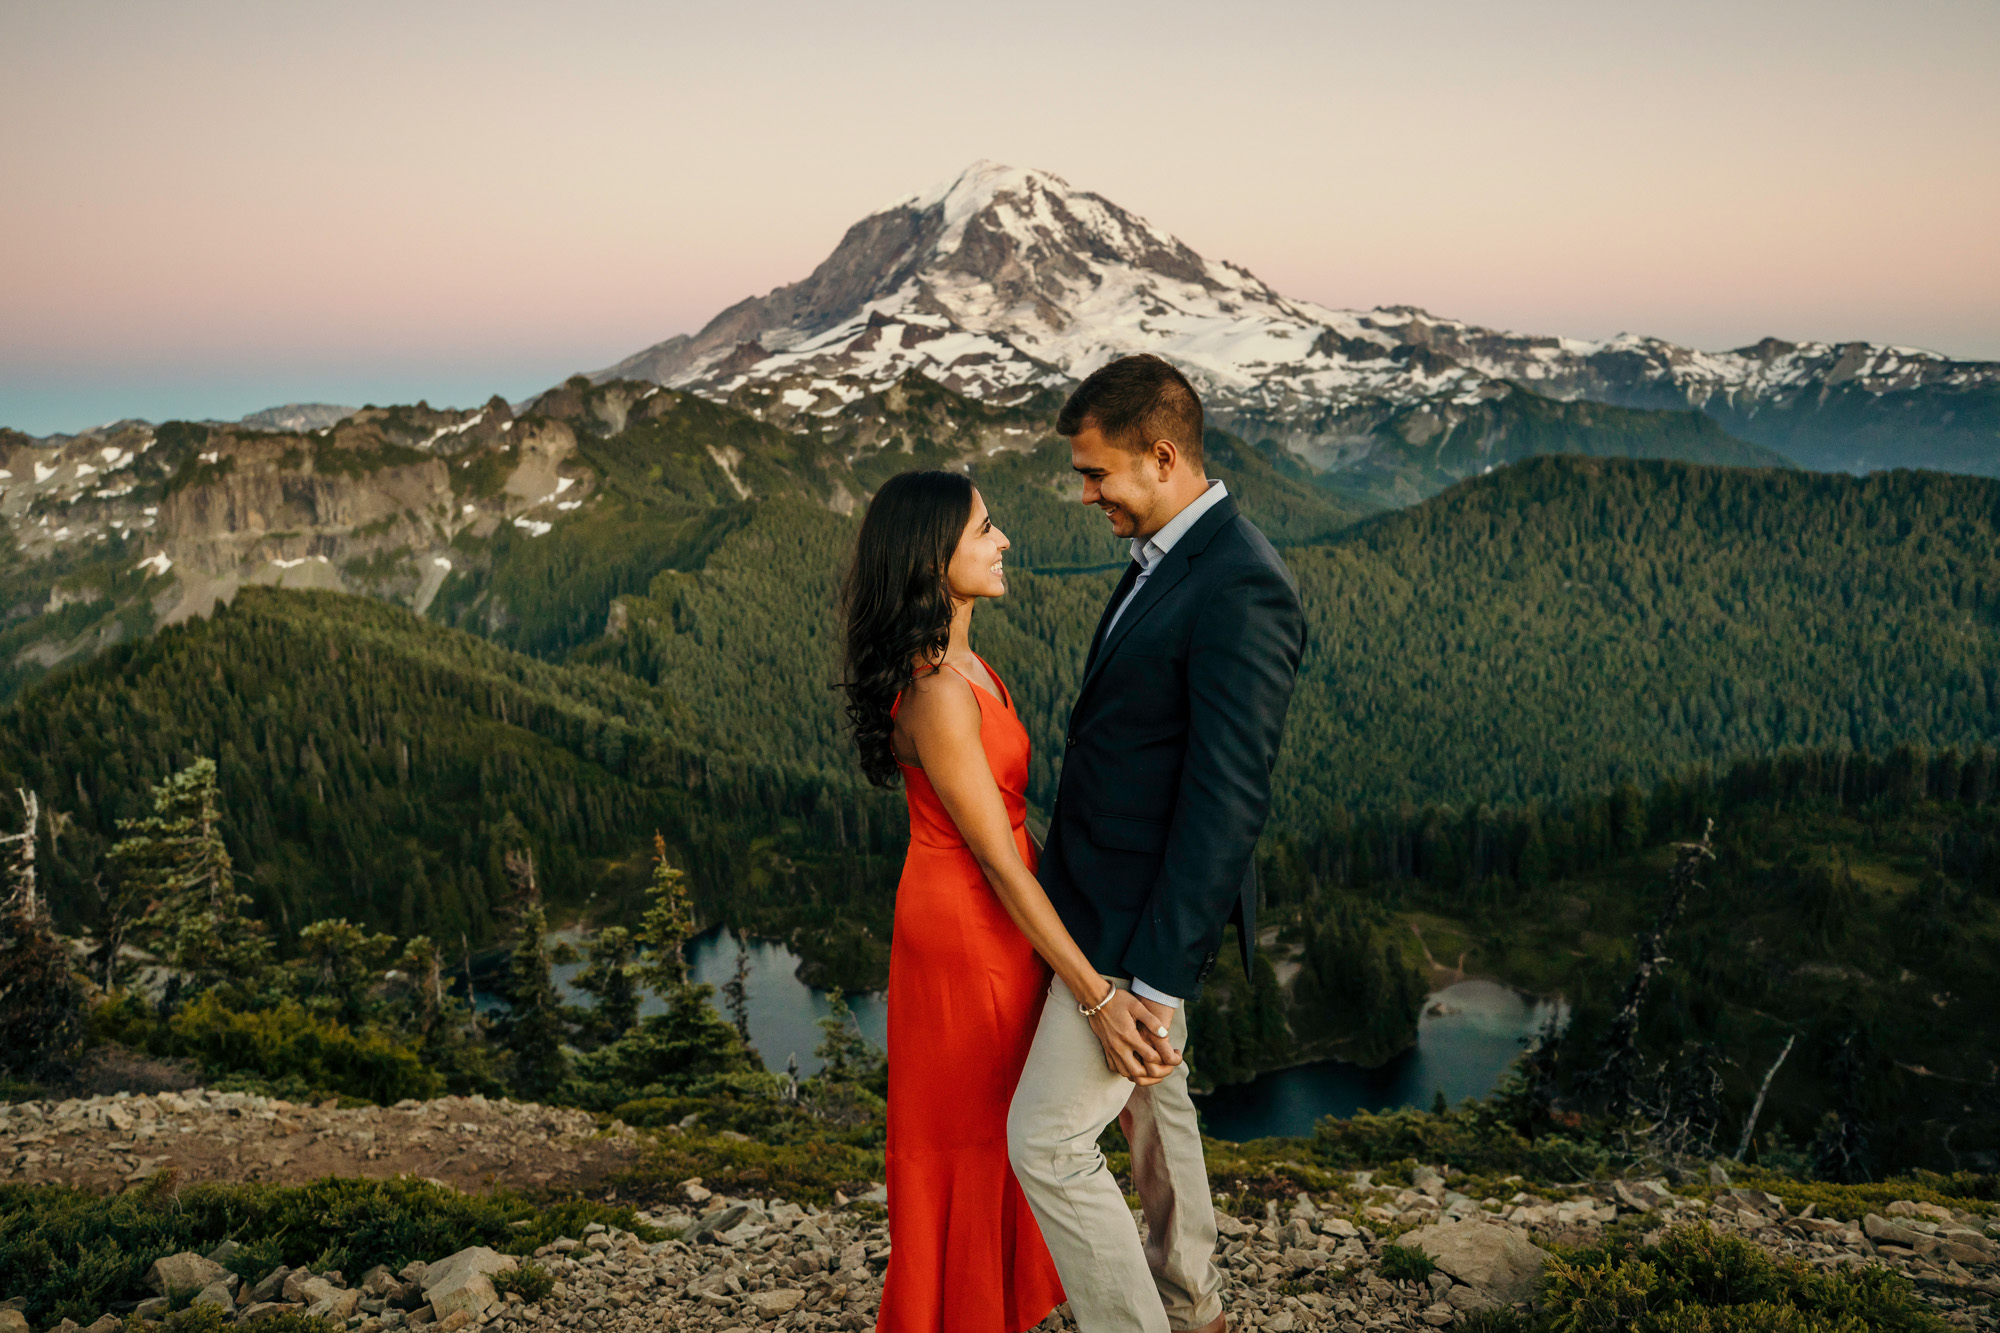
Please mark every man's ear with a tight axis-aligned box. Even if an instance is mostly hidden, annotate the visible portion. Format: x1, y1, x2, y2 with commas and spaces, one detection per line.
1150, 439, 1178, 479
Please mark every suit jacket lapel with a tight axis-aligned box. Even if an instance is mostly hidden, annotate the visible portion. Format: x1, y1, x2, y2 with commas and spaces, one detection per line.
1083, 560, 1142, 677
1071, 496, 1240, 721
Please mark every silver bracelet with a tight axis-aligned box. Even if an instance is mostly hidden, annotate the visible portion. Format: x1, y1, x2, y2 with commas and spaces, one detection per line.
1077, 983, 1117, 1018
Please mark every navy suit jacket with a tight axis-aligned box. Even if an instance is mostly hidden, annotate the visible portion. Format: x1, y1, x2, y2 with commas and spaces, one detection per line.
1038, 494, 1305, 997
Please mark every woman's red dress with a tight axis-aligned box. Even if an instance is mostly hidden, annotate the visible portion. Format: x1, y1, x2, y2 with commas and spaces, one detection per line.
879, 658, 1067, 1333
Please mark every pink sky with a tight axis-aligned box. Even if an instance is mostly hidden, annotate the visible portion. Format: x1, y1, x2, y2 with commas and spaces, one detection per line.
3, 0, 1996, 433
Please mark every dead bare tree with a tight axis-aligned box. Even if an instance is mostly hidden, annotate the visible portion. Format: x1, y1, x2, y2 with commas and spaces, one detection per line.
1734, 1032, 1798, 1161
1583, 818, 1715, 1116
0, 789, 42, 917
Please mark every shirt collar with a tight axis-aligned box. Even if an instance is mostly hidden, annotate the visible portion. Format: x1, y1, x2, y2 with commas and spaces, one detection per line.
1131, 479, 1229, 571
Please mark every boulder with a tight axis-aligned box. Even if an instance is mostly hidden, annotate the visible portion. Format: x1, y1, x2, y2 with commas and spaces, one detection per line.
283, 1275, 334, 1307
1401, 1220, 1547, 1308
747, 1290, 804, 1316
205, 1241, 243, 1266
192, 1280, 237, 1314
0, 1311, 29, 1333
1865, 1214, 1931, 1248
421, 1248, 517, 1321
247, 1269, 291, 1305
687, 1204, 760, 1242
147, 1253, 229, 1298
134, 1299, 171, 1320
84, 1317, 122, 1333
305, 1290, 360, 1322
360, 1268, 398, 1298
239, 1304, 303, 1325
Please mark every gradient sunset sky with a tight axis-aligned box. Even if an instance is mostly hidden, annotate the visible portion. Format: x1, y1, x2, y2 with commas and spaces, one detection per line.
3, 0, 1995, 434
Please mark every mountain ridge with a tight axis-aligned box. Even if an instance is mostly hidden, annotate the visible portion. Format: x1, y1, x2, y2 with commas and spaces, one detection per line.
596, 160, 2000, 482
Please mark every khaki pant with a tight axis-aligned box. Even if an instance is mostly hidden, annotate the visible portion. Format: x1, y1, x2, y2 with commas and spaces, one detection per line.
1006, 976, 1223, 1333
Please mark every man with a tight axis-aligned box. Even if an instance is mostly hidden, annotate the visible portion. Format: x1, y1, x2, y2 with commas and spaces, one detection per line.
1008, 354, 1306, 1333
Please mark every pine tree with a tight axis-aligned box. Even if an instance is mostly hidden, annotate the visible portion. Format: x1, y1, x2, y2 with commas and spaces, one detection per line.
634, 833, 694, 994
289, 917, 398, 1026
500, 848, 569, 1100
574, 925, 640, 1040
812, 987, 880, 1084
0, 790, 84, 1083
722, 935, 753, 1047
108, 759, 270, 993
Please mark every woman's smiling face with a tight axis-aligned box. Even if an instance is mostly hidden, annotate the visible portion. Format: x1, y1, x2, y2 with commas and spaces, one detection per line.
946, 486, 1009, 600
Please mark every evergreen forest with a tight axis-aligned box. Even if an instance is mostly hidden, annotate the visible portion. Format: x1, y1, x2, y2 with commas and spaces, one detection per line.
5, 372, 2000, 1178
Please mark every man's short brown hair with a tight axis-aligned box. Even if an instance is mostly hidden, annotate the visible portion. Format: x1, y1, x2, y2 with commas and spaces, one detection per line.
1056, 353, 1204, 467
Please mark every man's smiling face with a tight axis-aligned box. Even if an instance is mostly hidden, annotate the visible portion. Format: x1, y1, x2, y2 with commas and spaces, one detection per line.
1069, 425, 1162, 540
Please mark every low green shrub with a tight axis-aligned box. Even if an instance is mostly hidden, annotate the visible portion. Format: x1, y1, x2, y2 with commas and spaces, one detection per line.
0, 1174, 655, 1328
144, 1308, 334, 1333
619, 1131, 884, 1206
1376, 1242, 1436, 1282
1717, 1166, 1998, 1222
1538, 1223, 1949, 1333
492, 1261, 555, 1304
1311, 1105, 1613, 1181
95, 993, 441, 1105
166, 995, 442, 1104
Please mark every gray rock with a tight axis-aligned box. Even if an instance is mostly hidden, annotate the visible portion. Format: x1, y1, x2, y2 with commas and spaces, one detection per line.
687, 1205, 759, 1242
148, 1253, 229, 1298
239, 1304, 303, 1325
205, 1241, 244, 1266
284, 1275, 334, 1307
746, 1290, 803, 1316
84, 1316, 122, 1333
421, 1248, 516, 1321
134, 1298, 171, 1320
1709, 1162, 1731, 1187
192, 1279, 237, 1314
360, 1268, 398, 1299
1401, 1221, 1546, 1308
304, 1289, 359, 1322
248, 1268, 291, 1305
1864, 1214, 1931, 1248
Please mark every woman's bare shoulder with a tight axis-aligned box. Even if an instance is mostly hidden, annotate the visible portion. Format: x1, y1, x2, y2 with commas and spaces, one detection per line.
898, 665, 979, 730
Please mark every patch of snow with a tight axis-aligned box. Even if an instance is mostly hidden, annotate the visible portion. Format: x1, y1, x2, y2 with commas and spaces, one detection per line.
198, 451, 220, 464
34, 462, 56, 483
138, 552, 173, 576
556, 500, 582, 511
512, 517, 552, 537
433, 556, 452, 571
554, 476, 576, 494
462, 503, 477, 514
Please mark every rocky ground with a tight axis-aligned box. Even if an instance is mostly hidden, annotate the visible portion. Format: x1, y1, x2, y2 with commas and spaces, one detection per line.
1, 1090, 643, 1194
8, 1091, 2000, 1332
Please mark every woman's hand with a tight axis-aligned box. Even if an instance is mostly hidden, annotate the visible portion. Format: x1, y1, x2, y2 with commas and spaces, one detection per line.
1085, 987, 1181, 1086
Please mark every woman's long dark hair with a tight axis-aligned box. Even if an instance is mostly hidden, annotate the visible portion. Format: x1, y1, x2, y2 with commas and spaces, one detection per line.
840, 470, 975, 787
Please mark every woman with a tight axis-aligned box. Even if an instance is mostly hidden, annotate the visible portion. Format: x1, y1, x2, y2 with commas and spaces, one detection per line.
840, 471, 1128, 1333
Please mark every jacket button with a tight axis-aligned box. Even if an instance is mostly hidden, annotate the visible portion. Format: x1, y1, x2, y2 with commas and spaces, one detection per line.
1065, 734, 1075, 747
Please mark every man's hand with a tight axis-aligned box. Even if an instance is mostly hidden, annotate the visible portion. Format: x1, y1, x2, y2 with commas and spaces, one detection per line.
1087, 987, 1182, 1086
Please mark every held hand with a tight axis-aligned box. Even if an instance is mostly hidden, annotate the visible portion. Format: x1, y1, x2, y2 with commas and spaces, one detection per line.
1086, 988, 1182, 1086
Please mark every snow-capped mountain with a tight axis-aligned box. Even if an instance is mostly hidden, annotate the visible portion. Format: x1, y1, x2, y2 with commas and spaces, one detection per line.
600, 160, 2000, 478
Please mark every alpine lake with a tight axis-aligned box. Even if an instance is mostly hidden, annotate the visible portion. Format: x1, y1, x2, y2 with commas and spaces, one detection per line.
516, 928, 1567, 1141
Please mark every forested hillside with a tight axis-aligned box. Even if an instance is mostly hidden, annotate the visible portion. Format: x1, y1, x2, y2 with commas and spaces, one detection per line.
0, 587, 905, 987
1245, 744, 2000, 1176
580, 456, 2000, 823
1275, 458, 2000, 822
